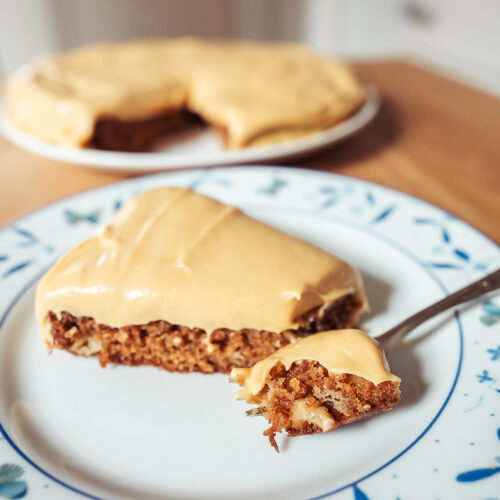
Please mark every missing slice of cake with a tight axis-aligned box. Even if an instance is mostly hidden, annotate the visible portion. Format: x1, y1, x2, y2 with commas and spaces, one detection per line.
230, 329, 400, 451
8, 39, 364, 151
35, 187, 368, 373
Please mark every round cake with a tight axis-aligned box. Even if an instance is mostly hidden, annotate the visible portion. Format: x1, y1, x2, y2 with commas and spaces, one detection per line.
7, 38, 365, 151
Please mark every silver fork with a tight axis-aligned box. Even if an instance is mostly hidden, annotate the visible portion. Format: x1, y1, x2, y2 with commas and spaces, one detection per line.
376, 268, 500, 352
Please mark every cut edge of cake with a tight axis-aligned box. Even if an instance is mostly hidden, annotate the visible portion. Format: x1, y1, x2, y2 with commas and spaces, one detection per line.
35, 187, 368, 374
230, 329, 401, 451
44, 293, 363, 374
7, 39, 365, 151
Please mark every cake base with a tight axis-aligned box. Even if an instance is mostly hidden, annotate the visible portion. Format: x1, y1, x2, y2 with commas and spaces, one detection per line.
242, 360, 400, 452
46, 294, 362, 374
86, 109, 206, 152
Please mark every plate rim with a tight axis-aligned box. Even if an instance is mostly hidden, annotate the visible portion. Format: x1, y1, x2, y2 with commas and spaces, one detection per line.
1, 166, 497, 250
0, 166, 497, 499
1, 87, 379, 172
0, 214, 465, 500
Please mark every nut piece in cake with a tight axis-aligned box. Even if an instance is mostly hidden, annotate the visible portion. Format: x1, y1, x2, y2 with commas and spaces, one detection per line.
230, 329, 401, 451
36, 188, 368, 374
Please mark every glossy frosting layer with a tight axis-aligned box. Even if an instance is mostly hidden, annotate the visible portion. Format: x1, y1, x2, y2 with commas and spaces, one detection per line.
231, 329, 400, 399
8, 38, 364, 149
35, 188, 367, 344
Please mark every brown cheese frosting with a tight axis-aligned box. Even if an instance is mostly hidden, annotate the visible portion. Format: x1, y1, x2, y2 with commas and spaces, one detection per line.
8, 38, 364, 149
35, 187, 367, 346
231, 329, 401, 400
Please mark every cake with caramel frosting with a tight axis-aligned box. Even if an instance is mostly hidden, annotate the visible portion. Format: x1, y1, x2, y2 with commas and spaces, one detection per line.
35, 187, 368, 374
231, 329, 401, 451
8, 38, 364, 151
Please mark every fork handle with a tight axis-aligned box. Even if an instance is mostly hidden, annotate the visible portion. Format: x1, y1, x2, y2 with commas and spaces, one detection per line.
379, 268, 500, 352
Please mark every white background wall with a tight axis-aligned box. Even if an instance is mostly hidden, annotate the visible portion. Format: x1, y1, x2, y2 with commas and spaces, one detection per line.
1, 0, 499, 95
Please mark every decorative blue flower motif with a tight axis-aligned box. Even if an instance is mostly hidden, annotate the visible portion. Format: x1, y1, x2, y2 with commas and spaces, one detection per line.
465, 367, 500, 412
425, 262, 461, 269
481, 301, 500, 327
424, 248, 470, 269
370, 204, 396, 224
414, 216, 454, 244
187, 170, 232, 190
454, 249, 469, 261
476, 370, 494, 383
352, 484, 370, 500
414, 216, 492, 273
315, 186, 340, 209
0, 464, 27, 499
1, 261, 33, 280
4, 226, 53, 254
257, 177, 287, 196
113, 199, 123, 212
343, 189, 397, 221
10, 227, 37, 248
0, 225, 56, 280
486, 346, 500, 361
456, 428, 500, 483
311, 183, 374, 212
64, 209, 101, 225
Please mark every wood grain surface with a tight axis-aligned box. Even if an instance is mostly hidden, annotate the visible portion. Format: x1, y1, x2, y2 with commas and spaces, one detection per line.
1, 60, 499, 242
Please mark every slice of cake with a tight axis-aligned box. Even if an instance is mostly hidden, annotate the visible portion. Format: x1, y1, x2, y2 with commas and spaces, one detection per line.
230, 329, 400, 451
8, 38, 364, 151
35, 187, 368, 374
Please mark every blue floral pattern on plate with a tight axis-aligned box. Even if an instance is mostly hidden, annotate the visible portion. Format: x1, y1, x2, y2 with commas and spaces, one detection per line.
0, 166, 498, 500
0, 464, 27, 499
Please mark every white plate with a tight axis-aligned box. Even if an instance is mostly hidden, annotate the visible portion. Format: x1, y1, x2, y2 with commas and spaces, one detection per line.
0, 167, 499, 500
1, 87, 378, 172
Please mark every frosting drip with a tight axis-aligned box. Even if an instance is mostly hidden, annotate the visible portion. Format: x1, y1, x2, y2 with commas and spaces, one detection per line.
231, 329, 400, 399
8, 38, 364, 149
35, 188, 367, 344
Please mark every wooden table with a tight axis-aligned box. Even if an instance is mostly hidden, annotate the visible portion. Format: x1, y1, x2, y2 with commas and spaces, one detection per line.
1, 60, 499, 242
